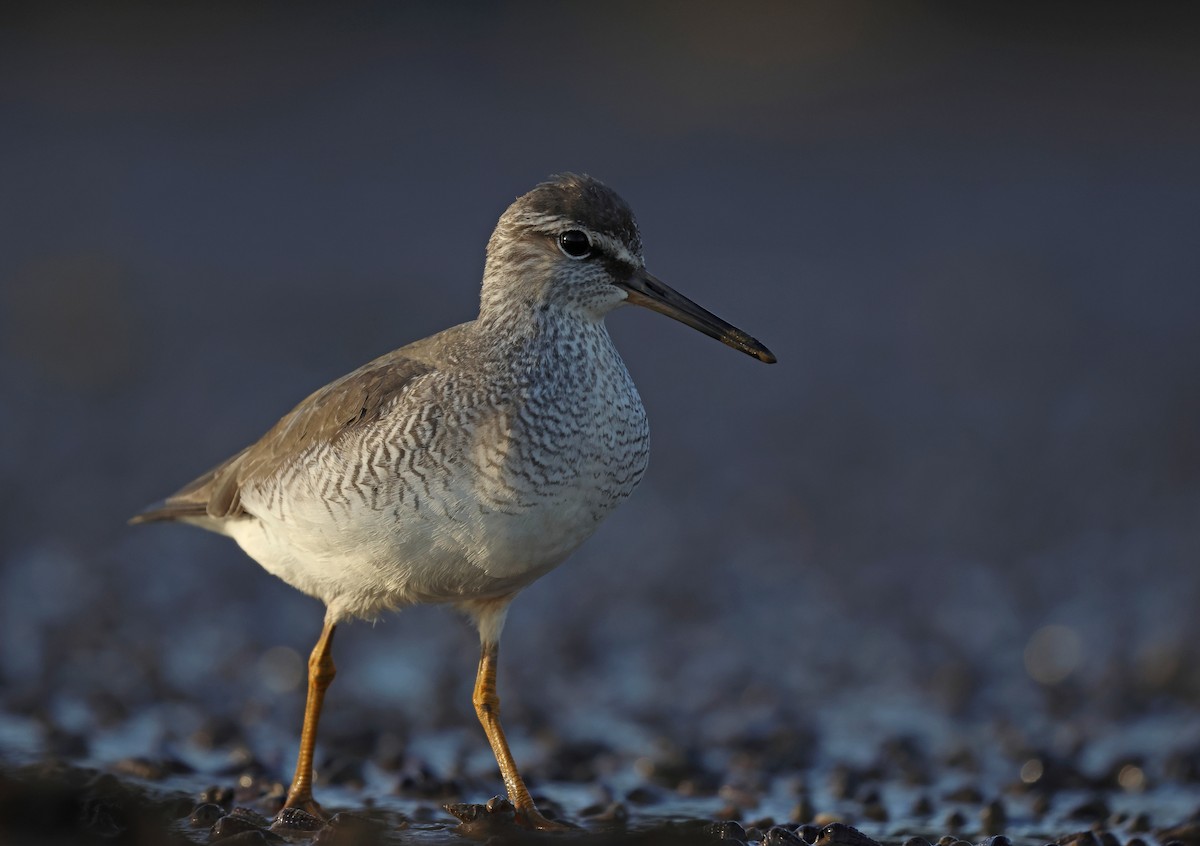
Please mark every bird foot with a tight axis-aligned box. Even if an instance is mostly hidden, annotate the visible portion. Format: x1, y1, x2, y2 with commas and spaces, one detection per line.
278, 794, 329, 823
515, 806, 576, 831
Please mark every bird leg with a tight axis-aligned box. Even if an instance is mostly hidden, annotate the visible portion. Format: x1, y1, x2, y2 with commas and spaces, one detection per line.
472, 639, 568, 831
283, 620, 337, 819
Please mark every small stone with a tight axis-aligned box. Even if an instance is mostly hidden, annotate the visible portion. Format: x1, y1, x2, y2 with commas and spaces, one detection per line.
827, 765, 861, 801
199, 785, 234, 809
1126, 840, 1149, 846
862, 803, 888, 822
595, 802, 629, 824
978, 837, 1012, 846
485, 796, 513, 814
1056, 833, 1101, 846
625, 785, 659, 805
1096, 832, 1121, 846
813, 813, 842, 827
211, 809, 282, 842
763, 826, 806, 846
211, 814, 266, 841
945, 809, 967, 830
981, 799, 1007, 835
911, 795, 934, 817
716, 805, 744, 821
797, 824, 821, 843
709, 819, 748, 841
720, 784, 761, 810
1158, 822, 1200, 846
1068, 798, 1111, 821
937, 837, 958, 846
791, 797, 816, 824
312, 813, 388, 844
188, 803, 224, 827
945, 785, 984, 804
902, 838, 932, 846
1129, 813, 1152, 833
815, 822, 882, 846
231, 807, 271, 828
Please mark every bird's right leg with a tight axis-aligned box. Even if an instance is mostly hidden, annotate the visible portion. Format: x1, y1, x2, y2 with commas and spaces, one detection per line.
282, 619, 337, 819
465, 598, 570, 831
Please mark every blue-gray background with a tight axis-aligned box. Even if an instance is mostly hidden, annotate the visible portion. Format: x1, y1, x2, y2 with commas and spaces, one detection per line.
1, 3, 1197, 772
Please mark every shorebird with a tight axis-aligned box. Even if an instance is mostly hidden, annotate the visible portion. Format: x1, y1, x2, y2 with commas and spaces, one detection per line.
131, 174, 775, 829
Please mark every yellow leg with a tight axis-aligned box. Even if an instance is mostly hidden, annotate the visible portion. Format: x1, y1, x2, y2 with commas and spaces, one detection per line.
283, 620, 336, 818
472, 639, 568, 830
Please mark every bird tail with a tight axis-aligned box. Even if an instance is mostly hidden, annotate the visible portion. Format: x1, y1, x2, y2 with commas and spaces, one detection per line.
128, 498, 210, 525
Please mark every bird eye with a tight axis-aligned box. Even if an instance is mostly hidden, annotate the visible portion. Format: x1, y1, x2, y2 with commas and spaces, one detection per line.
557, 230, 592, 259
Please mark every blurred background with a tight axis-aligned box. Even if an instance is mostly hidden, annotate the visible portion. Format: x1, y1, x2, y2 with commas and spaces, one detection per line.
1, 1, 1198, 790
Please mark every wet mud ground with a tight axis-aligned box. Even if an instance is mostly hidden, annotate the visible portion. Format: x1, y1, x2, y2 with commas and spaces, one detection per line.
2, 642, 1199, 846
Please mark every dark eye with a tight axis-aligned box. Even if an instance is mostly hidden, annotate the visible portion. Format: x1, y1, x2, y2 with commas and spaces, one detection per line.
558, 229, 592, 259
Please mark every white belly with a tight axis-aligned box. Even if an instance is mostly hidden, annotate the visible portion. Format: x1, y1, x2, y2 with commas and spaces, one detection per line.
228, 381, 649, 622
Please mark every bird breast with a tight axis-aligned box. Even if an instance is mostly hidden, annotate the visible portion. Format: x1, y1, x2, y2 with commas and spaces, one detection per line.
233, 322, 650, 615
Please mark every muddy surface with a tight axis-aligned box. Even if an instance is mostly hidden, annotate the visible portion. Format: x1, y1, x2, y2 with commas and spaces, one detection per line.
1, 672, 1198, 845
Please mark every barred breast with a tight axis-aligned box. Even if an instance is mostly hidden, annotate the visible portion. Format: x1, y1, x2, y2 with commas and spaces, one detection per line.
227, 319, 649, 621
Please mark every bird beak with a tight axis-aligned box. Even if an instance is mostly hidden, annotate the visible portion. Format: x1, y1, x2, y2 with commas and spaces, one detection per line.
619, 269, 776, 364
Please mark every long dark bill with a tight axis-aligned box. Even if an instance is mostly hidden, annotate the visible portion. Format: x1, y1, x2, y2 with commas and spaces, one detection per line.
620, 269, 776, 364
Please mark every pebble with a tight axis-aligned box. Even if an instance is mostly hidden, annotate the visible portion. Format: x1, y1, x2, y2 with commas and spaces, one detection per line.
188, 802, 225, 827
764, 825, 807, 846
211, 809, 275, 841
625, 785, 660, 805
111, 756, 191, 781
200, 785, 234, 810
594, 802, 630, 824
981, 799, 1007, 835
1068, 797, 1111, 820
443, 798, 520, 838
1128, 812, 1153, 832
791, 796, 816, 823
797, 824, 821, 843
709, 820, 748, 841
978, 837, 1012, 846
945, 785, 984, 804
911, 795, 934, 817
945, 809, 967, 830
396, 763, 459, 798
862, 802, 888, 822
311, 813, 388, 845
901, 838, 932, 846
1056, 832, 1101, 846
1158, 821, 1200, 846
814, 822, 882, 846
1031, 793, 1052, 817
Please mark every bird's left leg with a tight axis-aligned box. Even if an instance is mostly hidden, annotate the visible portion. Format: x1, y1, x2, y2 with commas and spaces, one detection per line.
282, 618, 337, 818
464, 597, 571, 831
